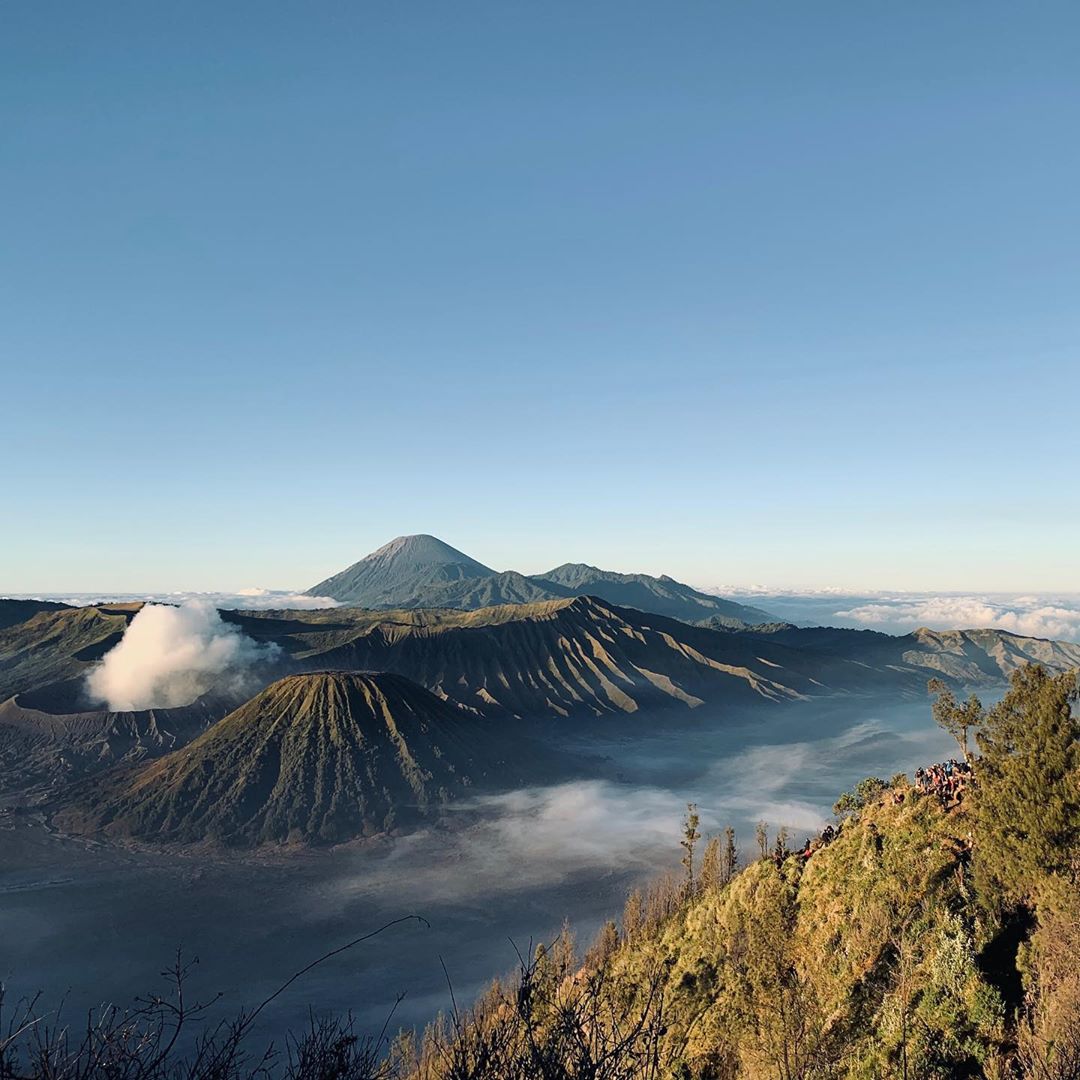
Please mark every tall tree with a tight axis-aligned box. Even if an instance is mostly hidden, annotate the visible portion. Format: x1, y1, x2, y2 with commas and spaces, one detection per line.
699, 835, 721, 893
721, 825, 738, 884
756, 820, 769, 861
928, 678, 985, 764
622, 888, 643, 941
972, 665, 1080, 907
681, 803, 701, 894
773, 826, 790, 864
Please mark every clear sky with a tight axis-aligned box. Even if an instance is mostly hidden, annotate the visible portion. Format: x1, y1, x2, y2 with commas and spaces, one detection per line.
4, 2, 1079, 594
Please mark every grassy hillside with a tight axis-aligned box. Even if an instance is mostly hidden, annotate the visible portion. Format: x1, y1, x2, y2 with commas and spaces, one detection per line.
396, 665, 1080, 1080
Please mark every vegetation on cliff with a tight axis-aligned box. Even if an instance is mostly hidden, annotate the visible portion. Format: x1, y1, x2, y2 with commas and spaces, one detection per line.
394, 664, 1080, 1079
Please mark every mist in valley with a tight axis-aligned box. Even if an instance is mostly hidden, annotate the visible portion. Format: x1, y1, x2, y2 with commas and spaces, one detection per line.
0, 694, 956, 1047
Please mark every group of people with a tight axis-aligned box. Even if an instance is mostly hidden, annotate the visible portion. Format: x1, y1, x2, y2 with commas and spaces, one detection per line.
915, 759, 973, 806
797, 823, 837, 861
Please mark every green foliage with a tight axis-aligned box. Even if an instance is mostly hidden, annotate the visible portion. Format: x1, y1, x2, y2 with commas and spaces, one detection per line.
854, 776, 888, 805
681, 803, 701, 891
721, 825, 738, 885
928, 677, 985, 763
972, 665, 1080, 908
699, 835, 721, 894
833, 776, 890, 820
755, 820, 769, 860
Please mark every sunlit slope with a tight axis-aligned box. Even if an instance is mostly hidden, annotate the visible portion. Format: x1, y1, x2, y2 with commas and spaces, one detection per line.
56, 671, 502, 846
236, 597, 817, 717
0, 598, 72, 631
232, 597, 1080, 719
0, 604, 140, 702
6, 599, 1080, 732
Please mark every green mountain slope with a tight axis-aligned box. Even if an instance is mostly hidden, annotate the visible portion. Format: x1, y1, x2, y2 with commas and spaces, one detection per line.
55, 671, 510, 846
403, 787, 1013, 1079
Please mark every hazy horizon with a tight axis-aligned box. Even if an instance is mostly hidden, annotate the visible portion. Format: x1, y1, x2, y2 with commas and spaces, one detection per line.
3, 533, 1079, 599
8, 579, 1080, 643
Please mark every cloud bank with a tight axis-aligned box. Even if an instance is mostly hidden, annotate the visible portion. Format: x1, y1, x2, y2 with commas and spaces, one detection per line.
86, 601, 281, 711
704, 585, 1080, 642
834, 595, 1080, 640
11, 589, 339, 611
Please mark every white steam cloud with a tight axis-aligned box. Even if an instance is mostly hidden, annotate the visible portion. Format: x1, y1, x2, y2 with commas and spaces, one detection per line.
86, 601, 281, 711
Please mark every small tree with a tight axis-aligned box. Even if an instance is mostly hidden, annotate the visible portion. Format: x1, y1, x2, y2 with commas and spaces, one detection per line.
622, 888, 643, 941
928, 677, 985, 764
584, 919, 620, 970
681, 803, 701, 894
756, 820, 769, 861
699, 835, 721, 893
551, 920, 576, 981
855, 776, 888, 806
833, 791, 859, 820
773, 826, 790, 863
721, 825, 738, 885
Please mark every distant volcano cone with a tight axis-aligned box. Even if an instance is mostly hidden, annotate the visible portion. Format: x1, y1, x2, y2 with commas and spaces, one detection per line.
305, 534, 496, 607
56, 671, 501, 846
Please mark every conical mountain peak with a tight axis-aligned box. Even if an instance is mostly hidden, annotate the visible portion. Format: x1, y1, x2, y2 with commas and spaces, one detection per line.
56, 670, 500, 847
305, 535, 495, 607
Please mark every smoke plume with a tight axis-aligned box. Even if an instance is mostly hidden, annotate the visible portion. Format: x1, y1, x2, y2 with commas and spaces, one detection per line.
86, 601, 280, 711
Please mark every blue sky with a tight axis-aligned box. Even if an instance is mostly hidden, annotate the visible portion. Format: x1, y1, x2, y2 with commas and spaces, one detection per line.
4, 2, 1079, 593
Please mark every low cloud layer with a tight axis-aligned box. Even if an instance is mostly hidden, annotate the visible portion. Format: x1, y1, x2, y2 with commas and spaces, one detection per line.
834, 595, 1080, 641
11, 589, 339, 611
320, 704, 952, 921
86, 601, 281, 711
706, 586, 1080, 642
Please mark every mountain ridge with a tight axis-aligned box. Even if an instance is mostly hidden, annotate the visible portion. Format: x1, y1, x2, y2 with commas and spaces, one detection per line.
7, 596, 1080, 806
305, 534, 774, 627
